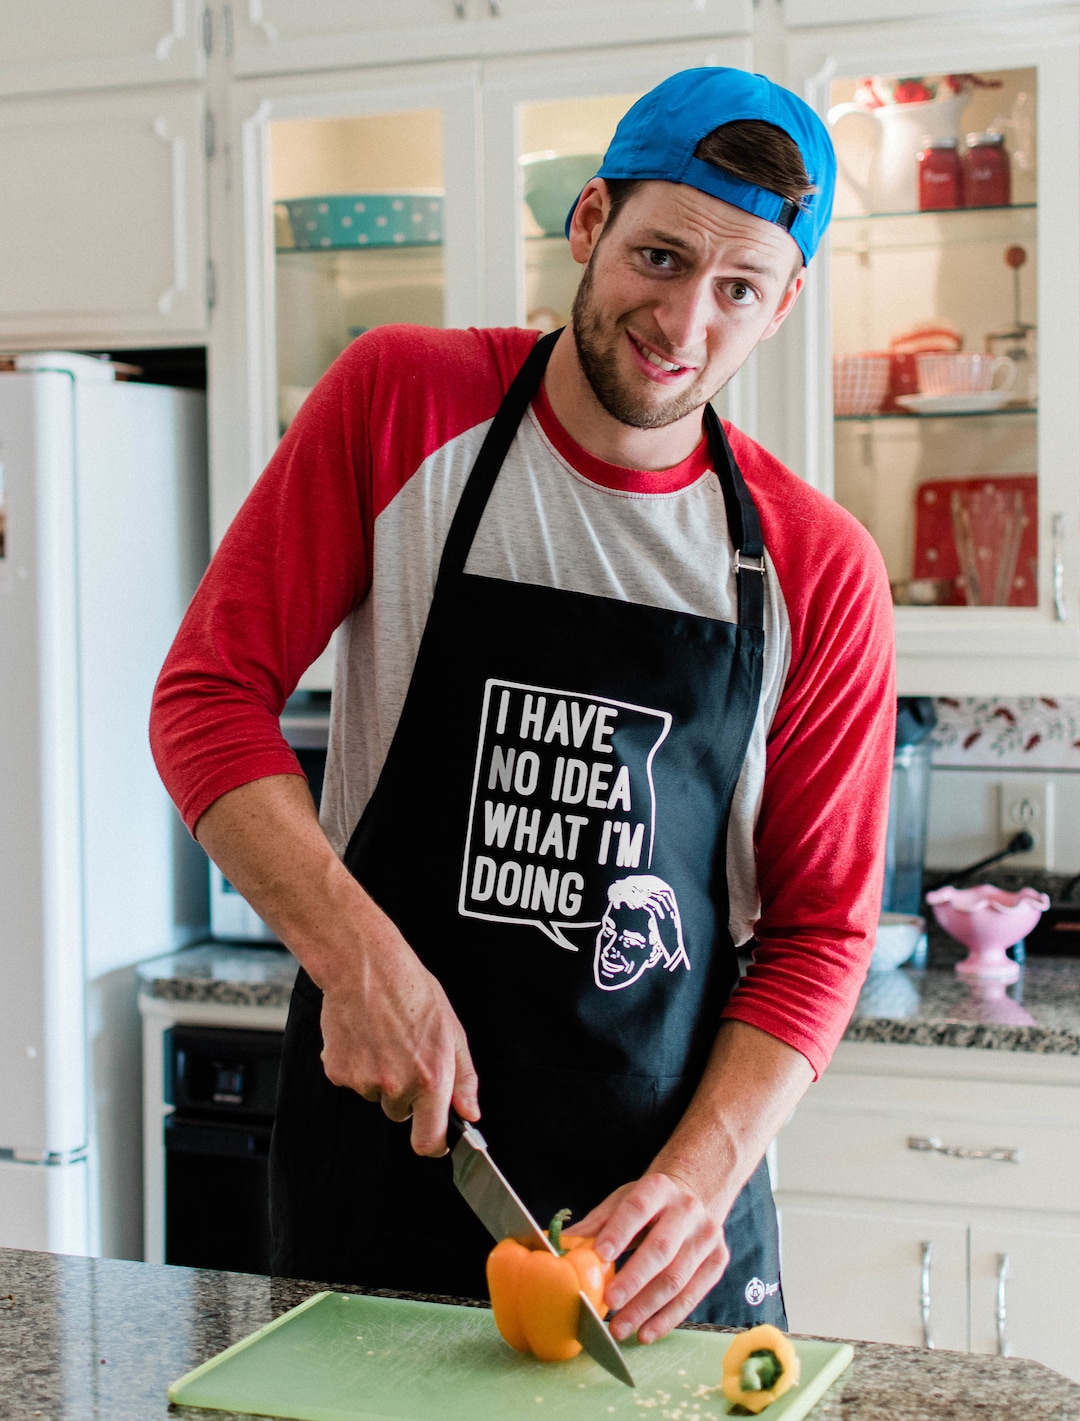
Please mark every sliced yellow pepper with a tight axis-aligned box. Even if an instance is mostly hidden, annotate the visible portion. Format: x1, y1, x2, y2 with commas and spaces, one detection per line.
721, 1323, 800, 1414
486, 1209, 614, 1362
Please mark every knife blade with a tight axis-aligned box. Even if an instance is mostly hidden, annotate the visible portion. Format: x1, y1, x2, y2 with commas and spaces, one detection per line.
448, 1111, 635, 1387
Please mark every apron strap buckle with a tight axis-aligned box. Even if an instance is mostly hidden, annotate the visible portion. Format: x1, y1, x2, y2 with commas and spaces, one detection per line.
734, 550, 766, 575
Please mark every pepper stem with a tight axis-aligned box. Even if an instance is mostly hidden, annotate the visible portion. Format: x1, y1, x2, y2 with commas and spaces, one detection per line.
548, 1208, 572, 1256
739, 1350, 783, 1392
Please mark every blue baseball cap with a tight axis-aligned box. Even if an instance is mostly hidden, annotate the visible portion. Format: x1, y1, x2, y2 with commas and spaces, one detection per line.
565, 67, 836, 266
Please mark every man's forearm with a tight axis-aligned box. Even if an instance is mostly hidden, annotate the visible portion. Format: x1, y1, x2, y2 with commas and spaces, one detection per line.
194, 775, 480, 1152
575, 1018, 815, 1343
651, 1018, 814, 1217
194, 774, 383, 988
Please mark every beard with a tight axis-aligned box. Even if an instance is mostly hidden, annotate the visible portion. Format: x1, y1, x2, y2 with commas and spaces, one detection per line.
570, 252, 713, 431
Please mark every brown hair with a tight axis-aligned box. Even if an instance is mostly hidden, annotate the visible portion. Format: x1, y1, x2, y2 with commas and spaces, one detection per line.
601, 118, 814, 228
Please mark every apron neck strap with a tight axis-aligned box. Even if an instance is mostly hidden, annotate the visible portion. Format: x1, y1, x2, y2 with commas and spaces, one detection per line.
704, 405, 765, 632
436, 329, 560, 586
437, 328, 765, 633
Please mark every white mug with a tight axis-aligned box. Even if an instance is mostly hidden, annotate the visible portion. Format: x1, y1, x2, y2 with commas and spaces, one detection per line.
916, 353, 1017, 398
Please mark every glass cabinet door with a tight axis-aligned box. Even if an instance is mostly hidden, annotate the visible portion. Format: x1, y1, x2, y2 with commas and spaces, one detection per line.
271, 108, 446, 437
224, 66, 482, 520
788, 21, 1080, 693
516, 91, 640, 336
480, 41, 753, 330
829, 65, 1038, 611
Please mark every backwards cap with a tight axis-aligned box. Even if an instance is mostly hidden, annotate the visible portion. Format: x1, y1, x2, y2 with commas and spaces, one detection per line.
565, 67, 836, 266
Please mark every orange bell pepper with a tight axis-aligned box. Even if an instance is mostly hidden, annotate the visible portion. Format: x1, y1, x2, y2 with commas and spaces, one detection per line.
486, 1209, 615, 1362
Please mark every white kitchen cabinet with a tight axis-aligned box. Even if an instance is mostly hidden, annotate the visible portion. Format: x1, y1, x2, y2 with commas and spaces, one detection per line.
0, 0, 207, 96
784, 11, 1080, 694
0, 86, 208, 343
775, 1041, 1080, 1382
969, 1221, 1080, 1379
228, 0, 482, 76
228, 0, 751, 78
785, 0, 1074, 29
780, 1199, 969, 1352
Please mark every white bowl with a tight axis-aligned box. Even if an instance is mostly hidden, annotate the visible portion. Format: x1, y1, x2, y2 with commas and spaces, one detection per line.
857, 968, 921, 1018
870, 912, 927, 972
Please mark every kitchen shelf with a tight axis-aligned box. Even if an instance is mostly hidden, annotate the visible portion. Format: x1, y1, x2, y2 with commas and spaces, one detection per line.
836, 405, 1037, 421
833, 202, 1036, 223
832, 203, 1036, 257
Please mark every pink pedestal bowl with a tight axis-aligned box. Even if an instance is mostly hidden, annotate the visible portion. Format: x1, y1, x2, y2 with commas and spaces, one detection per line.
925, 884, 1050, 983
956, 979, 1036, 1027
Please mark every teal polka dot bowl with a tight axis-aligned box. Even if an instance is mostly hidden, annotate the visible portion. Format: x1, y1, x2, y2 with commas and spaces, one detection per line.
278, 194, 443, 250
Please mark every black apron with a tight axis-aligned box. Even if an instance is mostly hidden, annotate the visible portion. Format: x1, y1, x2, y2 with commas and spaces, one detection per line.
269, 331, 786, 1328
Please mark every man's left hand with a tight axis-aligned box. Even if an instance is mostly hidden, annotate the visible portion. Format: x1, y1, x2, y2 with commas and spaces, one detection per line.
565, 1170, 730, 1344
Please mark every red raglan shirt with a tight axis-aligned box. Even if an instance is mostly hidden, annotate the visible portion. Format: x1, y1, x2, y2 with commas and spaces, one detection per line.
151, 325, 896, 1077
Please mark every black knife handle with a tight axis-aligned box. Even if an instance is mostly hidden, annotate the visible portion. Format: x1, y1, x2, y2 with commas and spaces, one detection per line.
446, 1108, 466, 1148
447, 1109, 486, 1151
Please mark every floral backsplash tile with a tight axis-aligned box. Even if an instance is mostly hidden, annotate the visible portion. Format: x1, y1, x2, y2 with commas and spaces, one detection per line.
932, 697, 1080, 767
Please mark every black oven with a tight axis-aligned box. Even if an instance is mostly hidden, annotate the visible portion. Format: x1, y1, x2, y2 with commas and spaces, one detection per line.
163, 1025, 283, 1274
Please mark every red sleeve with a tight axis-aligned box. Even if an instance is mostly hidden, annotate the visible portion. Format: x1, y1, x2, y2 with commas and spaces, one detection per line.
150, 325, 536, 833
719, 429, 897, 1077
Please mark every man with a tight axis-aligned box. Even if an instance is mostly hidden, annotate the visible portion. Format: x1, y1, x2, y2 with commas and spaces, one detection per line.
152, 68, 895, 1344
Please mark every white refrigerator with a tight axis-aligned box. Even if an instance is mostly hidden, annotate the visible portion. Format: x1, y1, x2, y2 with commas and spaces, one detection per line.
0, 351, 208, 1259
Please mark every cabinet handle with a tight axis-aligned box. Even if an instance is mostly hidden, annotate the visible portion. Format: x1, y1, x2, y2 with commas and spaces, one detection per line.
453, 0, 466, 15
1053, 513, 1066, 621
488, 0, 502, 12
996, 1253, 1010, 1357
907, 1135, 1021, 1164
920, 1241, 934, 1350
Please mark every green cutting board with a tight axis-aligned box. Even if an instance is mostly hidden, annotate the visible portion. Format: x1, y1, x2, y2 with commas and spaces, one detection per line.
169, 1292, 853, 1421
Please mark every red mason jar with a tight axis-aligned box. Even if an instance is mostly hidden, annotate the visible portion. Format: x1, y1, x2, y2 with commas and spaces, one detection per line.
917, 136, 962, 211
962, 131, 1011, 208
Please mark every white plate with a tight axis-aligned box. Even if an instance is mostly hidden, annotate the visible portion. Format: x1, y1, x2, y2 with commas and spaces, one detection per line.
895, 391, 1014, 414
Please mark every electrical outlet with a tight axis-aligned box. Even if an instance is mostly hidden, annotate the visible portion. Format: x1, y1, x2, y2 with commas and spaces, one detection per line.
999, 779, 1055, 869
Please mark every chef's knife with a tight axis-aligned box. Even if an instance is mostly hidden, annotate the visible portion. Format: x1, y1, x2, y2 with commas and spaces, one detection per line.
448, 1110, 635, 1387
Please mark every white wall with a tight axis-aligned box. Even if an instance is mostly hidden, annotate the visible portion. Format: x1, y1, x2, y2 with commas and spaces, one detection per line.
927, 766, 1080, 872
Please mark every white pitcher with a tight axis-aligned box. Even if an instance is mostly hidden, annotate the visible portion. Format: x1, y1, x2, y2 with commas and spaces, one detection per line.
828, 92, 972, 214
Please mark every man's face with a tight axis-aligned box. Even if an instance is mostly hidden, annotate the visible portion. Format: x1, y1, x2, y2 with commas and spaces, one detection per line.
596, 903, 661, 986
568, 179, 804, 431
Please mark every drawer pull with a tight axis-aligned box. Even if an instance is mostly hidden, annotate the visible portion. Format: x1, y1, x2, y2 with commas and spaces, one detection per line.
996, 1253, 1010, 1357
907, 1135, 1021, 1164
920, 1241, 934, 1350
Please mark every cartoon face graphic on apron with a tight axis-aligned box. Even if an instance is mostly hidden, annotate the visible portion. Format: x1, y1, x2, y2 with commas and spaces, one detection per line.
269, 331, 786, 1327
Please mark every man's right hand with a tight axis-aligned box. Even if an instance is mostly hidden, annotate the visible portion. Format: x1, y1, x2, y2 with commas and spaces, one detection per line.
317, 902, 480, 1156
194, 774, 480, 1156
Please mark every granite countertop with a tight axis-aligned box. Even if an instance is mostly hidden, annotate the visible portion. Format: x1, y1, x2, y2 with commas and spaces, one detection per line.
3, 1246, 1079, 1421
139, 934, 1080, 1054
137, 942, 298, 1008
846, 953, 1080, 1054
